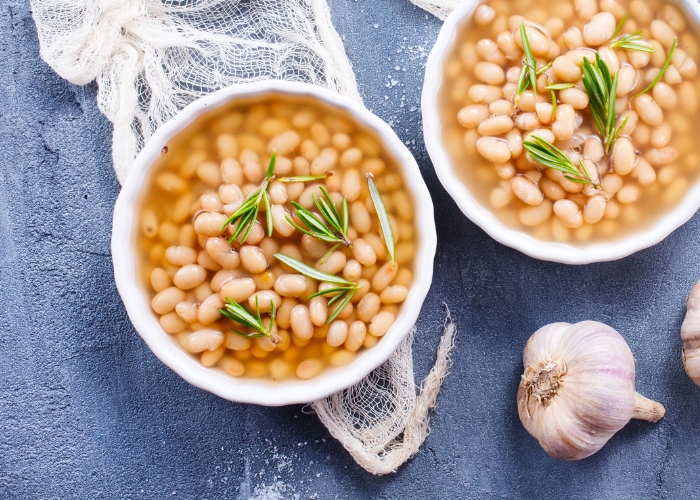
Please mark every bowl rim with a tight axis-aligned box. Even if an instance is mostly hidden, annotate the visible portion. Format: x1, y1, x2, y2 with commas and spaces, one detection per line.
422, 0, 700, 265
112, 80, 436, 406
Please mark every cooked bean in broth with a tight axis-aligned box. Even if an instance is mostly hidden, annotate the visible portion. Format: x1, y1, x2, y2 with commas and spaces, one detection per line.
440, 0, 700, 242
138, 95, 416, 381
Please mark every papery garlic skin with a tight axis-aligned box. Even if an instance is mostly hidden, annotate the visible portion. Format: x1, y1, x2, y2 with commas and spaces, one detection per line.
681, 280, 700, 386
517, 321, 663, 461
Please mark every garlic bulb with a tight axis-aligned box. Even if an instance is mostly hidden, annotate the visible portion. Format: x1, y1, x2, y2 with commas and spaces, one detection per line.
517, 321, 665, 461
681, 279, 700, 385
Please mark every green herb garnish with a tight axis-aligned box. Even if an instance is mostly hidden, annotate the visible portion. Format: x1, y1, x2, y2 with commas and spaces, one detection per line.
219, 295, 277, 340
366, 173, 395, 264
516, 22, 539, 99
581, 54, 627, 154
545, 83, 576, 90
220, 152, 277, 243
286, 186, 351, 264
634, 37, 678, 97
523, 136, 600, 188
613, 14, 628, 39
274, 253, 360, 324
278, 173, 333, 183
610, 31, 654, 53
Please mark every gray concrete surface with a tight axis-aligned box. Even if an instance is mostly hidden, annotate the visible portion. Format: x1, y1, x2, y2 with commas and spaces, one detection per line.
2, 0, 700, 498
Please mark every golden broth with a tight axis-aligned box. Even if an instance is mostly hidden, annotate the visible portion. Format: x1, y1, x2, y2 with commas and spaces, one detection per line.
439, 0, 700, 243
137, 94, 416, 381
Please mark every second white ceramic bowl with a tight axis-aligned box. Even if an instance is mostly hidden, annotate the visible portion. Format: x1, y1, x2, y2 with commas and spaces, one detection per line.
112, 81, 436, 406
422, 0, 700, 265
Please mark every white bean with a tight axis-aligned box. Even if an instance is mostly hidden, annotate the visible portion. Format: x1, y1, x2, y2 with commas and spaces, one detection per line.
457, 105, 490, 128
309, 296, 328, 326
173, 264, 207, 290
193, 211, 227, 237
273, 274, 307, 298
575, 0, 598, 20
634, 94, 664, 127
474, 61, 506, 85
160, 312, 186, 334
583, 195, 606, 224
290, 304, 313, 340
352, 238, 377, 267
380, 285, 408, 304
650, 20, 677, 49
652, 83, 678, 110
476, 39, 507, 65
248, 290, 281, 312
519, 199, 553, 226
478, 116, 514, 136
612, 137, 636, 176
198, 294, 223, 325
219, 278, 256, 303
553, 200, 583, 228
552, 104, 576, 141
634, 158, 656, 186
489, 99, 514, 116
474, 4, 496, 25
368, 311, 395, 337
511, 176, 544, 206
341, 168, 361, 201
165, 246, 197, 266
317, 250, 347, 274
651, 123, 672, 149
271, 204, 295, 237
186, 329, 224, 353
583, 12, 616, 45
345, 321, 367, 352
240, 245, 268, 274
513, 26, 549, 57
617, 184, 641, 203
553, 56, 582, 82
497, 31, 522, 61
560, 88, 589, 110
327, 320, 349, 347
616, 66, 637, 97
645, 147, 679, 166
206, 237, 240, 269
506, 129, 523, 158
468, 84, 503, 104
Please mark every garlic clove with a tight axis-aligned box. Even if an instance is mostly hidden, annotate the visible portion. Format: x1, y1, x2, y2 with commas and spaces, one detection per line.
518, 320, 665, 461
681, 279, 700, 385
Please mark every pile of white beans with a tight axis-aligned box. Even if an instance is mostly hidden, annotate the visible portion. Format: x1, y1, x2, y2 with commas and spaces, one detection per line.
442, 0, 700, 241
140, 98, 416, 381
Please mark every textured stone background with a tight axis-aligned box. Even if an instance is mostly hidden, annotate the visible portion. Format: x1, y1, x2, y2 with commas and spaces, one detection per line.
3, 0, 700, 498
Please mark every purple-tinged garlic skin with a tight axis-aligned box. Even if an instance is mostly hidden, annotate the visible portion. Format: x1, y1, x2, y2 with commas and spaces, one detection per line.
517, 321, 664, 461
681, 280, 700, 385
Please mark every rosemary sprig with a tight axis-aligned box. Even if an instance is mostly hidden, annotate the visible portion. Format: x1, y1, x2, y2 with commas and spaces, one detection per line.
220, 152, 277, 243
366, 173, 395, 264
523, 136, 600, 188
610, 31, 654, 53
278, 173, 333, 183
274, 253, 360, 324
516, 22, 539, 99
634, 37, 677, 97
545, 83, 575, 90
581, 54, 627, 154
219, 295, 277, 340
613, 14, 628, 39
285, 186, 351, 263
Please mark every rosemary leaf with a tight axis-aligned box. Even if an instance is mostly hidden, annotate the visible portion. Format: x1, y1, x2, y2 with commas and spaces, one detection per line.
634, 37, 677, 97
308, 286, 356, 300
519, 22, 538, 97
325, 290, 355, 324
613, 14, 628, 38
319, 243, 340, 265
274, 253, 355, 285
610, 31, 654, 53
523, 136, 599, 187
581, 54, 623, 154
278, 173, 333, 183
366, 173, 395, 264
545, 83, 575, 90
219, 296, 276, 339
266, 151, 277, 178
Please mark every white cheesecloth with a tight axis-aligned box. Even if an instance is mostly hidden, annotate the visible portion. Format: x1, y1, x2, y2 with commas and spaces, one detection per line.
31, 0, 458, 475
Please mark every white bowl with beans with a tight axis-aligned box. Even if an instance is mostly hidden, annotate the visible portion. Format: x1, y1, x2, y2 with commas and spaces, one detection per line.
112, 80, 436, 406
423, 0, 700, 264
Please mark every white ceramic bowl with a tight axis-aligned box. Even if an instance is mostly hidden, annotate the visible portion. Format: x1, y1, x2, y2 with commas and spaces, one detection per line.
422, 0, 700, 265
112, 81, 436, 406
